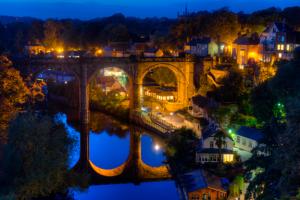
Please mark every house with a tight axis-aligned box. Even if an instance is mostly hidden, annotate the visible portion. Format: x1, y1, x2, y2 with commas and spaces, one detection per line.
260, 22, 300, 61
196, 127, 234, 164
24, 44, 46, 55
143, 48, 164, 57
233, 126, 263, 152
260, 22, 293, 52
96, 76, 125, 94
232, 34, 263, 66
130, 35, 151, 56
275, 31, 300, 60
178, 170, 229, 200
144, 88, 176, 102
103, 42, 130, 57
184, 37, 219, 57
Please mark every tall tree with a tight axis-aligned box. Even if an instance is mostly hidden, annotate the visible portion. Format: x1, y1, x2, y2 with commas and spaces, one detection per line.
0, 113, 75, 199
0, 56, 29, 141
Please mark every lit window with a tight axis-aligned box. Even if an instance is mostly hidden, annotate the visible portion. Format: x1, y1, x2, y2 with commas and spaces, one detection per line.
223, 154, 234, 163
287, 44, 290, 51
278, 53, 282, 58
277, 44, 281, 50
280, 44, 284, 51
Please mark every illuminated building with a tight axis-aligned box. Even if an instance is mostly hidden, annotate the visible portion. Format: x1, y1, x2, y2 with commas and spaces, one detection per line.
24, 44, 46, 55
144, 88, 176, 102
196, 129, 235, 164
232, 34, 263, 65
179, 170, 228, 200
184, 37, 219, 57
260, 22, 300, 62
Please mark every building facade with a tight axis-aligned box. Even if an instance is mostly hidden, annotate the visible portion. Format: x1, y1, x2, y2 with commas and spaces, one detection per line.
196, 128, 234, 164
179, 170, 228, 200
232, 35, 262, 66
184, 37, 219, 57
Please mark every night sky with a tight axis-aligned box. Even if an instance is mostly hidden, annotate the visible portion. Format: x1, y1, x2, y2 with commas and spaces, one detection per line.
0, 0, 299, 19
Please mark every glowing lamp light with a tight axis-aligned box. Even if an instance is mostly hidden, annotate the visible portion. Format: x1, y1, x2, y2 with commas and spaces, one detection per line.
96, 49, 103, 56
154, 144, 160, 151
228, 129, 233, 134
155, 106, 159, 110
56, 47, 64, 53
170, 112, 174, 116
248, 51, 257, 59
239, 64, 244, 70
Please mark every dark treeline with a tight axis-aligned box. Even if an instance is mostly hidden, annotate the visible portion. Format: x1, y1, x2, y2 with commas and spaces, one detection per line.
0, 7, 300, 54
0, 13, 176, 53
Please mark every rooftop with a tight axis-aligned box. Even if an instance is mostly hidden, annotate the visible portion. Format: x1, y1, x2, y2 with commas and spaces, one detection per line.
236, 126, 263, 141
234, 35, 260, 45
187, 37, 211, 46
196, 148, 234, 154
179, 170, 229, 193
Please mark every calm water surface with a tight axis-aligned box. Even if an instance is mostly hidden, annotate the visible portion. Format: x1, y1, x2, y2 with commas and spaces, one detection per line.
58, 112, 179, 200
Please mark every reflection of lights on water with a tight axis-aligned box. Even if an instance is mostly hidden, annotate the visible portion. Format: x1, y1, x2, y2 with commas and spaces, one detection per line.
154, 144, 160, 151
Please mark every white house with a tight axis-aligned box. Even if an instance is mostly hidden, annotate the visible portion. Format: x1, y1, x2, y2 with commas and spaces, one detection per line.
233, 126, 263, 152
260, 22, 300, 62
196, 127, 234, 164
184, 37, 218, 57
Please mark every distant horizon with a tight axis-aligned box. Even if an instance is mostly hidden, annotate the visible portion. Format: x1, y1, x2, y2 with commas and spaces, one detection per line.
0, 0, 299, 20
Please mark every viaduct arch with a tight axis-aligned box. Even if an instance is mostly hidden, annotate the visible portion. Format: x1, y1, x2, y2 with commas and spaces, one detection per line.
14, 57, 196, 124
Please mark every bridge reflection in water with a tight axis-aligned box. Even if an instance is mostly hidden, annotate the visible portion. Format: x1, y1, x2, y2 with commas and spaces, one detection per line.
74, 124, 172, 185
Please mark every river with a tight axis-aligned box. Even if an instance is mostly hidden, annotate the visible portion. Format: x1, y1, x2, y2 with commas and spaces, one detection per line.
57, 111, 179, 200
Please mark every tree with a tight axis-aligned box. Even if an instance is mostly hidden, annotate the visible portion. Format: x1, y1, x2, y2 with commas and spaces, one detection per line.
165, 128, 198, 173
204, 8, 240, 45
0, 56, 29, 141
43, 20, 64, 48
213, 129, 228, 163
0, 113, 75, 199
208, 67, 247, 103
246, 50, 300, 199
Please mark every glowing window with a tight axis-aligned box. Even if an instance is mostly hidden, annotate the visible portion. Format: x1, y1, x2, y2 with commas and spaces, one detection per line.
287, 44, 290, 51
277, 44, 280, 50
280, 44, 284, 51
278, 53, 282, 58
223, 154, 234, 163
